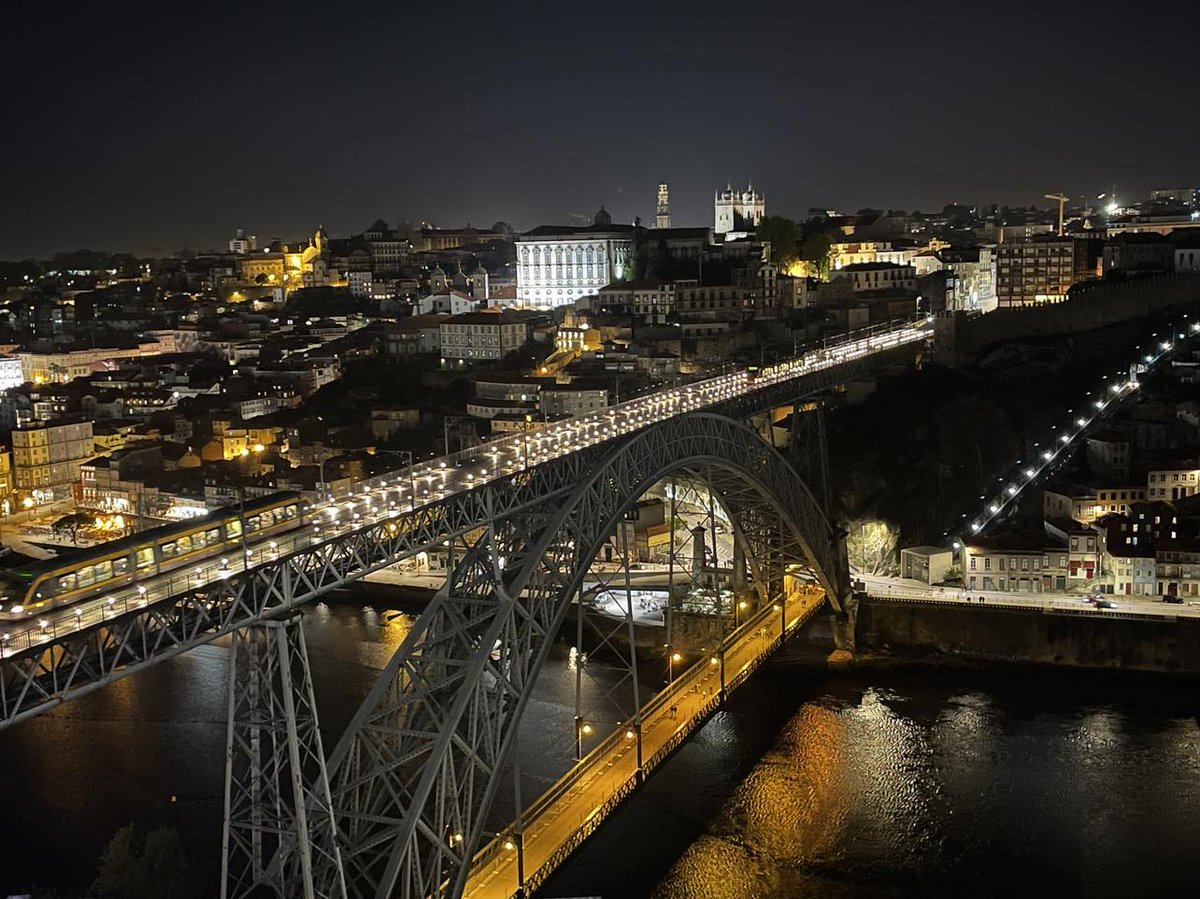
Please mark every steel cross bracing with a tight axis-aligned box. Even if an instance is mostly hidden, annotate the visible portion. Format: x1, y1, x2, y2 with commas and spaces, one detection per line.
0, 325, 920, 730
221, 616, 347, 899
318, 412, 842, 899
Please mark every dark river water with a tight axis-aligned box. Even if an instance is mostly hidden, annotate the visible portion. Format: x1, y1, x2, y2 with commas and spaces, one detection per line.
2, 592, 1199, 898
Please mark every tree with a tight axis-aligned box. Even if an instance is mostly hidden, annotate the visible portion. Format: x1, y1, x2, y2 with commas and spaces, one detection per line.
254, 273, 268, 285
52, 512, 92, 545
755, 215, 801, 270
90, 824, 199, 899
800, 231, 834, 279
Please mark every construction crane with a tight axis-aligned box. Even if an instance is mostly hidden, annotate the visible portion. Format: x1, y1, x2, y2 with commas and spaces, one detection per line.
567, 212, 591, 225
1044, 193, 1069, 237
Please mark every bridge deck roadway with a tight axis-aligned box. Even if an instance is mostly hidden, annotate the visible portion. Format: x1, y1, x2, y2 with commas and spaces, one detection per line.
463, 584, 828, 899
0, 320, 925, 729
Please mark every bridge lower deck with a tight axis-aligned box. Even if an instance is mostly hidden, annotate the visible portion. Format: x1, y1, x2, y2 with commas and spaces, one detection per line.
464, 585, 828, 899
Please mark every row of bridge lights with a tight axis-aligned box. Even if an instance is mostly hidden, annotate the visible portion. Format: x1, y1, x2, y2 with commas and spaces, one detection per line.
953, 319, 1198, 549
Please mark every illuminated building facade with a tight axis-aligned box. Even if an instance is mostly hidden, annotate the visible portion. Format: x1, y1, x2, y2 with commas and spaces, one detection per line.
12, 415, 95, 505
656, 183, 671, 229
714, 183, 765, 234
514, 209, 634, 308
236, 226, 330, 293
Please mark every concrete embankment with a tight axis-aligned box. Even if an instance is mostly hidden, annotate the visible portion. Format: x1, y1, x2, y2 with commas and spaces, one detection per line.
855, 598, 1200, 674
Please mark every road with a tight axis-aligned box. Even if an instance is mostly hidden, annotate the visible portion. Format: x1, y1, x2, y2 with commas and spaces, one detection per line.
462, 584, 828, 899
858, 574, 1200, 620
0, 320, 928, 659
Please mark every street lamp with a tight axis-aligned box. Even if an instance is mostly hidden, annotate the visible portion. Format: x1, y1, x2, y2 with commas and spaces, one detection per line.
735, 599, 748, 628
668, 649, 682, 683
522, 414, 532, 467
573, 715, 593, 759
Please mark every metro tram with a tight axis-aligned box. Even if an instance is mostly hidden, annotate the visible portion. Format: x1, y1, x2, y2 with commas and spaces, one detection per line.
0, 492, 306, 620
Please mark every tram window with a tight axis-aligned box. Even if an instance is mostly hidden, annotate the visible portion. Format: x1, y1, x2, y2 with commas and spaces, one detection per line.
77, 567, 95, 588
114, 557, 130, 575
284, 504, 297, 519
58, 573, 77, 592
227, 519, 243, 539
177, 535, 192, 554
272, 508, 285, 524
192, 531, 206, 549
94, 561, 112, 582
136, 547, 154, 569
246, 516, 262, 533
162, 542, 178, 557
206, 528, 220, 545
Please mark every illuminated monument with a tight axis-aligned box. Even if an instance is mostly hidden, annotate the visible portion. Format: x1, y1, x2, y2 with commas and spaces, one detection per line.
715, 183, 765, 234
513, 207, 634, 308
656, 183, 671, 229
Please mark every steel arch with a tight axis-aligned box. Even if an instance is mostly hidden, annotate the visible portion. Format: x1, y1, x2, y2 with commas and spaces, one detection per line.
324, 412, 845, 899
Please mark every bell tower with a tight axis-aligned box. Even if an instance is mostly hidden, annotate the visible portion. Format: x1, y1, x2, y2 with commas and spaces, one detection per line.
655, 183, 671, 229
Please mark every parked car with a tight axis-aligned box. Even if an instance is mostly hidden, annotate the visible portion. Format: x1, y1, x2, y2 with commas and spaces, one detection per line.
1163, 595, 1184, 604
1095, 598, 1117, 609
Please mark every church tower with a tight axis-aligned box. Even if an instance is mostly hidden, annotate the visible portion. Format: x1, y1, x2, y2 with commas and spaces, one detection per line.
655, 183, 671, 229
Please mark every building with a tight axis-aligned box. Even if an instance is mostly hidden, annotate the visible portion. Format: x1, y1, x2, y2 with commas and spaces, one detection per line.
416, 290, 477, 316
655, 183, 671, 229
995, 236, 1100, 307
1174, 233, 1200, 273
236, 227, 330, 293
828, 262, 917, 294
714, 184, 764, 234
940, 247, 996, 310
1086, 432, 1131, 481
439, 311, 530, 365
1146, 461, 1200, 501
384, 315, 446, 358
1102, 233, 1175, 274
962, 534, 1048, 593
899, 546, 954, 585
0, 356, 23, 390
1150, 187, 1198, 207
1043, 485, 1146, 523
514, 209, 633, 307
540, 385, 608, 418
1096, 516, 1159, 596
12, 415, 95, 505
229, 228, 257, 255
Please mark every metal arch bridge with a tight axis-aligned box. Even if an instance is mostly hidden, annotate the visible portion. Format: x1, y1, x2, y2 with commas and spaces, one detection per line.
0, 319, 929, 897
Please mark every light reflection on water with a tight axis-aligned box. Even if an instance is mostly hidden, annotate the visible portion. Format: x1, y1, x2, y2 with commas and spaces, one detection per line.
544, 661, 1200, 899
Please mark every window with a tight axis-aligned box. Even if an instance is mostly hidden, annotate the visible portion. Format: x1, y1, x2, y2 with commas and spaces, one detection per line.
136, 547, 154, 569
984, 558, 992, 570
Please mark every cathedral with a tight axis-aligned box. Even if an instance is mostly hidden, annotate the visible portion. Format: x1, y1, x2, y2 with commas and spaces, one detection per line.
714, 184, 765, 234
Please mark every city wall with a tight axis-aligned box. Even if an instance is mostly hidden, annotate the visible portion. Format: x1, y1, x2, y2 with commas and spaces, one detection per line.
934, 273, 1200, 366
855, 598, 1200, 674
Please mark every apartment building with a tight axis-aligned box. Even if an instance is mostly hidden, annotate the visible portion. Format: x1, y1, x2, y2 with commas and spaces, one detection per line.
12, 415, 95, 504
995, 237, 1100, 307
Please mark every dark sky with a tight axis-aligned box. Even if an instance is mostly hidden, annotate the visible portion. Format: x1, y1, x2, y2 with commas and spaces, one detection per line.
2, 1, 1197, 259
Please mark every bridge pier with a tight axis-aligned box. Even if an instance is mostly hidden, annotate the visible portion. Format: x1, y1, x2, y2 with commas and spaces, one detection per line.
828, 592, 859, 667
220, 616, 346, 899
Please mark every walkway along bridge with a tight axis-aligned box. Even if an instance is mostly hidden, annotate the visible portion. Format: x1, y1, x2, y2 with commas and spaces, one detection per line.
0, 320, 931, 898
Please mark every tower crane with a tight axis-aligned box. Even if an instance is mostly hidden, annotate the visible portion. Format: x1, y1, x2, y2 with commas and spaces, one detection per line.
1044, 193, 1069, 237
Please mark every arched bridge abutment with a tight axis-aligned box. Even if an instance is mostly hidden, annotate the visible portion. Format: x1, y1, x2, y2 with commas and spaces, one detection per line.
321, 411, 849, 899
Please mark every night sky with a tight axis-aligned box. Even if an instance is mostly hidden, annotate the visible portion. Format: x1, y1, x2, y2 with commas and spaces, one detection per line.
2, 1, 1197, 259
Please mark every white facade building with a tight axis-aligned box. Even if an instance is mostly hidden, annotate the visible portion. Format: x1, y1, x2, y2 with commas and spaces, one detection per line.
0, 356, 24, 390
514, 215, 633, 308
714, 184, 765, 234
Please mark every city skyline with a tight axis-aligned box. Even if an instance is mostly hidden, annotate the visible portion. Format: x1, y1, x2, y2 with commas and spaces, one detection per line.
3, 1, 1199, 258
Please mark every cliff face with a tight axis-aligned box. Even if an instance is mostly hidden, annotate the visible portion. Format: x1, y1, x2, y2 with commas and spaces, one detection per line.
826, 306, 1184, 548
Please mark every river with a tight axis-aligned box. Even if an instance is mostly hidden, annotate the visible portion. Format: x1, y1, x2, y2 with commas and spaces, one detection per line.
1, 593, 1198, 898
